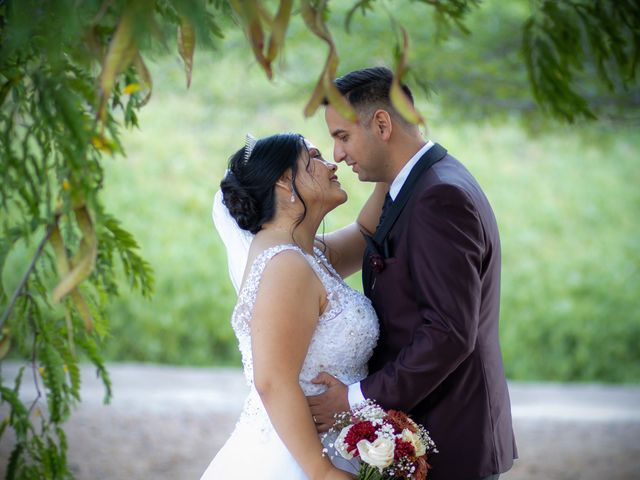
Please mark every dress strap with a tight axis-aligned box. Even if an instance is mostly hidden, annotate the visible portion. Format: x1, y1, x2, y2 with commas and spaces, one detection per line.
239, 243, 302, 302
238, 244, 340, 316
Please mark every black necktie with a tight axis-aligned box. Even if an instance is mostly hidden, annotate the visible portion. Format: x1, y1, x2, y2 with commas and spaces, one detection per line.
376, 193, 393, 232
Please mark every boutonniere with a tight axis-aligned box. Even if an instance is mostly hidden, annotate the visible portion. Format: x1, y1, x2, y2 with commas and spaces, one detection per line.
369, 252, 385, 273
363, 233, 387, 274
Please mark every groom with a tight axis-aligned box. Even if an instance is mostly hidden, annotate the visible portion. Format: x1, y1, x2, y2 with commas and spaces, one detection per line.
308, 67, 517, 480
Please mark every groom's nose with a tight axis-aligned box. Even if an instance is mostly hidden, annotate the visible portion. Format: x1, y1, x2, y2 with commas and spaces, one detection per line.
333, 143, 347, 163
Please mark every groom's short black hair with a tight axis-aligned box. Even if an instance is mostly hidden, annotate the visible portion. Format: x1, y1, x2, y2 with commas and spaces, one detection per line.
323, 66, 415, 123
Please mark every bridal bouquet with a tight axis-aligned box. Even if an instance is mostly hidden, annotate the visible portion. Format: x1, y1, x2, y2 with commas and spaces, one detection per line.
323, 400, 437, 480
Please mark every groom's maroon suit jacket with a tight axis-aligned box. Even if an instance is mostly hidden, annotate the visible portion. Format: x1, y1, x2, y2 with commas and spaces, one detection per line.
361, 144, 517, 480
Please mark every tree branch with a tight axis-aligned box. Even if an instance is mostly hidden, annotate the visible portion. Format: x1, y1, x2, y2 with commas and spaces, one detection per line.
27, 292, 43, 418
0, 222, 56, 330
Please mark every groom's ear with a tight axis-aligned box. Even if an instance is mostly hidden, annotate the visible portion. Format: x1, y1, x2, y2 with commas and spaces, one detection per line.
371, 109, 392, 141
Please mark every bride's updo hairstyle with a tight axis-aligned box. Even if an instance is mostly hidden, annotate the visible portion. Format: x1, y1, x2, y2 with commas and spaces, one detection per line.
221, 133, 308, 234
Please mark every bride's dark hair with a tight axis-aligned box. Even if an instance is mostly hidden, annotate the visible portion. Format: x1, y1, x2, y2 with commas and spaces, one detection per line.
221, 133, 309, 234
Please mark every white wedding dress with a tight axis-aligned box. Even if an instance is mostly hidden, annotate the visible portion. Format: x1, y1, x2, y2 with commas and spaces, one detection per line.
201, 193, 379, 479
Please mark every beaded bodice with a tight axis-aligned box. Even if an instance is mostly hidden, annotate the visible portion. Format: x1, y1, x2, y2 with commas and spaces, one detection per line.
231, 244, 379, 433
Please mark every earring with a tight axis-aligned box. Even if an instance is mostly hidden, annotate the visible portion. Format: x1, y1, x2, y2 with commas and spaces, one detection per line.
290, 193, 295, 203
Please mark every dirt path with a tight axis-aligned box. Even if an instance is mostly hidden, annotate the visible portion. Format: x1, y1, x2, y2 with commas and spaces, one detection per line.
1, 363, 639, 479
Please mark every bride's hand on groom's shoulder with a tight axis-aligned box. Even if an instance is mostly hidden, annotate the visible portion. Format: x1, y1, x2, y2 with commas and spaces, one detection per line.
307, 372, 349, 433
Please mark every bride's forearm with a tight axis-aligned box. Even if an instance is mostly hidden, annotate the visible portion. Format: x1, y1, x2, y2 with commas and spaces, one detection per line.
257, 379, 337, 479
318, 182, 389, 278
356, 182, 389, 236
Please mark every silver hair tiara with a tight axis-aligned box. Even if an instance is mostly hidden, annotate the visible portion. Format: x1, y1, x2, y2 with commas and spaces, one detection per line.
243, 134, 257, 164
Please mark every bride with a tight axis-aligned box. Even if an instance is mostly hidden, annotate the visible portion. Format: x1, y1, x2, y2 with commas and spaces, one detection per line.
200, 133, 385, 479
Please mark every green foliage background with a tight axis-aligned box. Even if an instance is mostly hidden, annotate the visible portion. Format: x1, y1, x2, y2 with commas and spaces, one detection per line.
85, 58, 639, 382
3, 0, 639, 383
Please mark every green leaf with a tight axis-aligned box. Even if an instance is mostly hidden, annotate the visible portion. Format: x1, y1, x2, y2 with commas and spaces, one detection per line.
390, 27, 424, 125
6, 442, 24, 480
39, 342, 68, 423
177, 17, 196, 88
345, 0, 376, 33
97, 7, 139, 123
0, 329, 10, 359
266, 0, 293, 62
300, 0, 357, 120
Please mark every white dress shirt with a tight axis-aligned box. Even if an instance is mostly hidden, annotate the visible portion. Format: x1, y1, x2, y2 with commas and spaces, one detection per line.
347, 140, 435, 408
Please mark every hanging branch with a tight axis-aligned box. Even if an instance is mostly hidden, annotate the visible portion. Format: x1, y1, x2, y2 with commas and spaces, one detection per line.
0, 223, 56, 331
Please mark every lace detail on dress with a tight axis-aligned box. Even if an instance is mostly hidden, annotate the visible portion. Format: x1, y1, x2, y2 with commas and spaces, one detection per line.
229, 243, 379, 441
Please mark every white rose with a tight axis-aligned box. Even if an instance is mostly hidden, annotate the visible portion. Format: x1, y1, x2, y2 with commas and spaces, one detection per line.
402, 429, 426, 457
334, 426, 354, 460
357, 437, 395, 469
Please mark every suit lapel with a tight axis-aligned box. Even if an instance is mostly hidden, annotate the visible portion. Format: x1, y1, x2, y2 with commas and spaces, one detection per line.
373, 143, 448, 245
363, 143, 447, 297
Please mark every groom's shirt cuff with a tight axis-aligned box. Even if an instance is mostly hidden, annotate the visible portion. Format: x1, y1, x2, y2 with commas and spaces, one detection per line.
348, 382, 367, 409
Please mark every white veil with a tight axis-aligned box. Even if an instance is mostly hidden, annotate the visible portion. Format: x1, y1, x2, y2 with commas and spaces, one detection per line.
212, 188, 254, 294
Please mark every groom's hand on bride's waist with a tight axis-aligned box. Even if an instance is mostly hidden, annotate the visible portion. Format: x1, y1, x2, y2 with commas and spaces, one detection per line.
307, 372, 349, 433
